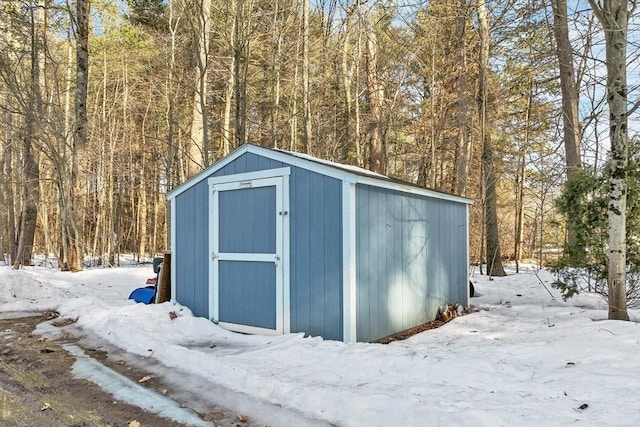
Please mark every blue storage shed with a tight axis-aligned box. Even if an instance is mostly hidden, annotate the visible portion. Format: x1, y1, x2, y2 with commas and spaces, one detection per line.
167, 144, 471, 343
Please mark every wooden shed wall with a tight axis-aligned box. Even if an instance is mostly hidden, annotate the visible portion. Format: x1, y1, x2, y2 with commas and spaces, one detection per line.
289, 168, 343, 340
355, 184, 468, 342
173, 152, 343, 340
173, 179, 210, 317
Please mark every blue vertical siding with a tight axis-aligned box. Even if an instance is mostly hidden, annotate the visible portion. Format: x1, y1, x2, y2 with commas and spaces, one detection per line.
289, 168, 343, 341
174, 180, 210, 318
213, 152, 284, 177
174, 152, 343, 340
355, 184, 468, 342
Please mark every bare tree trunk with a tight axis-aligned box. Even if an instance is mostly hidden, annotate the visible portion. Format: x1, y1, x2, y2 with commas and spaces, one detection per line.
187, 0, 211, 178
60, 0, 90, 272
138, 105, 151, 261
455, 0, 471, 196
164, 0, 182, 250
551, 0, 582, 175
14, 4, 44, 269
13, 140, 39, 268
514, 78, 533, 273
551, 0, 583, 260
477, 0, 505, 277
5, 147, 18, 264
302, 0, 311, 153
59, 39, 75, 266
8, 171, 18, 264
364, 13, 385, 174
290, 45, 299, 151
428, 45, 437, 187
152, 181, 160, 253
514, 150, 525, 271
269, 1, 284, 150
233, 0, 251, 148
106, 121, 116, 267
137, 168, 148, 261
222, 0, 237, 155
354, 28, 363, 167
1, 94, 18, 263
588, 0, 630, 321
340, 8, 355, 163
0, 133, 5, 260
166, 0, 180, 179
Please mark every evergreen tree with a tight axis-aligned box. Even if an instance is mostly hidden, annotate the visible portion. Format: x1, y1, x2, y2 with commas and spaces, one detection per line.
554, 139, 640, 307
126, 0, 168, 30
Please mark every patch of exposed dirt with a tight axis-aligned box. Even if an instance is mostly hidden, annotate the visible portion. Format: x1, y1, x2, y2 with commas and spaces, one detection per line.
373, 320, 449, 344
0, 313, 257, 427
374, 303, 475, 344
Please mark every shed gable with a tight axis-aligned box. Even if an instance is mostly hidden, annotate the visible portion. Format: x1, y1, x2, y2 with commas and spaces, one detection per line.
172, 151, 344, 340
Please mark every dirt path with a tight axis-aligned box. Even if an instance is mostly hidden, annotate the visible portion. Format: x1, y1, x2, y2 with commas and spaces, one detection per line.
0, 314, 250, 427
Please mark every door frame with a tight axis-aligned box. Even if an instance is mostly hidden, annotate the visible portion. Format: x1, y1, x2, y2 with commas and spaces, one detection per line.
207, 167, 290, 335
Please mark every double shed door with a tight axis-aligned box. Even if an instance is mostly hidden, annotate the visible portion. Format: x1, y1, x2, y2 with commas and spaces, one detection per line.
209, 171, 289, 335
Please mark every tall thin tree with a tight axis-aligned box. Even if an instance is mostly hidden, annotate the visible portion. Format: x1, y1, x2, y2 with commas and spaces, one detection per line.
233, 0, 252, 148
63, 0, 90, 272
187, 0, 211, 178
587, 0, 633, 321
551, 0, 583, 260
455, 0, 472, 196
302, 0, 311, 153
13, 2, 44, 269
477, 0, 505, 277
364, 10, 385, 174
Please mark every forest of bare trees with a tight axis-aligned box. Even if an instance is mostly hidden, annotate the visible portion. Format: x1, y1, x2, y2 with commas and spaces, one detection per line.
0, 1, 638, 316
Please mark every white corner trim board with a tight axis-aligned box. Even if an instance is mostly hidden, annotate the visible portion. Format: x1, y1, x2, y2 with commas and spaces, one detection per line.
342, 181, 357, 343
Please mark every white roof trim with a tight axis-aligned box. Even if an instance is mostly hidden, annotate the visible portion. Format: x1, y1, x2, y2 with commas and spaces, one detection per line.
167, 145, 252, 200
167, 144, 472, 205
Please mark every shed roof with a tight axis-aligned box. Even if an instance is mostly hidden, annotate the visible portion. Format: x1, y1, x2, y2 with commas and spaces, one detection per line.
167, 144, 473, 205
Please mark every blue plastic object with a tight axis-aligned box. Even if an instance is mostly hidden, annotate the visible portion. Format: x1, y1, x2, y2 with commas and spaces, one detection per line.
128, 286, 156, 304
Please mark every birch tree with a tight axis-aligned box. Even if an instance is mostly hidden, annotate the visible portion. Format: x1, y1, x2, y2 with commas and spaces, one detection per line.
587, 0, 633, 321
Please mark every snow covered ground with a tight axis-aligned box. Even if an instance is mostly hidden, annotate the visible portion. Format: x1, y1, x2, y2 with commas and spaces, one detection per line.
1, 260, 639, 427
